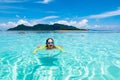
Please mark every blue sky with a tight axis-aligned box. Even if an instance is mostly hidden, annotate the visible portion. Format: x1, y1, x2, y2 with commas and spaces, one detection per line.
0, 0, 120, 30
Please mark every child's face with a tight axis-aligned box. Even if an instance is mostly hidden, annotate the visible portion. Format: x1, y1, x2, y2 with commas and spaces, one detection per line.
47, 39, 54, 49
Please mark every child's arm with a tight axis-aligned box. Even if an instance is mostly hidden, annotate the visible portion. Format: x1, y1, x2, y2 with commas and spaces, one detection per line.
33, 45, 46, 54
55, 46, 65, 53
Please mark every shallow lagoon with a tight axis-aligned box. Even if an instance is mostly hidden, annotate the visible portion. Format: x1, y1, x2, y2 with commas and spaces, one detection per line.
0, 31, 120, 80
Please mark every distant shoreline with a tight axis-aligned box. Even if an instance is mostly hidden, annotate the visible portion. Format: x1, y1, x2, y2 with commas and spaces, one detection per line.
7, 29, 89, 31
2, 30, 120, 33
7, 23, 89, 31
8, 29, 89, 32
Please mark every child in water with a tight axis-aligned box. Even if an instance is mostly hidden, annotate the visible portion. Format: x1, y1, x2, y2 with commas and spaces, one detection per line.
33, 38, 64, 54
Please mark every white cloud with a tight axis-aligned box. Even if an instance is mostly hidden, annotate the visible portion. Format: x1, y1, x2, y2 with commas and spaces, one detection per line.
0, 0, 25, 3
0, 6, 26, 14
41, 16, 59, 20
17, 19, 32, 26
0, 19, 32, 30
87, 25, 101, 29
16, 15, 20, 18
0, 6, 25, 14
45, 11, 56, 13
0, 0, 52, 4
94, 25, 100, 28
0, 6, 25, 10
29, 16, 59, 24
36, 0, 52, 4
0, 10, 18, 14
50, 19, 88, 28
88, 9, 120, 19
91, 25, 120, 30
0, 16, 59, 30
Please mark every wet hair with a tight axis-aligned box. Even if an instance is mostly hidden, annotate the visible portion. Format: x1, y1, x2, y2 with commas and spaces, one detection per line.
46, 38, 54, 47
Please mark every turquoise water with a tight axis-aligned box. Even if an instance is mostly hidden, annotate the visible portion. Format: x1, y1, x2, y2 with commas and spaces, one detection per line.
0, 31, 120, 80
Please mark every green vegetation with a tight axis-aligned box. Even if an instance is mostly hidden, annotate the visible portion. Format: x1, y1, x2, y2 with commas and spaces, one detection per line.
8, 23, 88, 31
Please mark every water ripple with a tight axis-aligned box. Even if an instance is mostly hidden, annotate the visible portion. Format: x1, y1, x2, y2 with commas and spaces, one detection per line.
0, 32, 120, 80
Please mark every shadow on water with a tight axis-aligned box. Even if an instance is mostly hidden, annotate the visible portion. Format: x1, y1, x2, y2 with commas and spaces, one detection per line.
33, 57, 60, 72
28, 57, 63, 80
25, 51, 63, 80
37, 51, 62, 66
39, 57, 59, 66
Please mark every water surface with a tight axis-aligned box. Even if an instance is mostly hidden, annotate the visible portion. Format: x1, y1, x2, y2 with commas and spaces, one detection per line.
0, 31, 120, 80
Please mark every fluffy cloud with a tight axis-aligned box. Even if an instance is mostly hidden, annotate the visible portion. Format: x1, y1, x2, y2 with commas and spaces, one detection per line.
0, 18, 89, 30
0, 0, 53, 4
36, 0, 52, 4
93, 25, 100, 28
50, 19, 88, 28
16, 15, 20, 18
0, 19, 32, 30
88, 9, 120, 19
0, 0, 25, 3
40, 16, 59, 20
0, 16, 59, 30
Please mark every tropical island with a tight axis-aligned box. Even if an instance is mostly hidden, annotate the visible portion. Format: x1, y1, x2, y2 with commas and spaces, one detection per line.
7, 23, 89, 31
